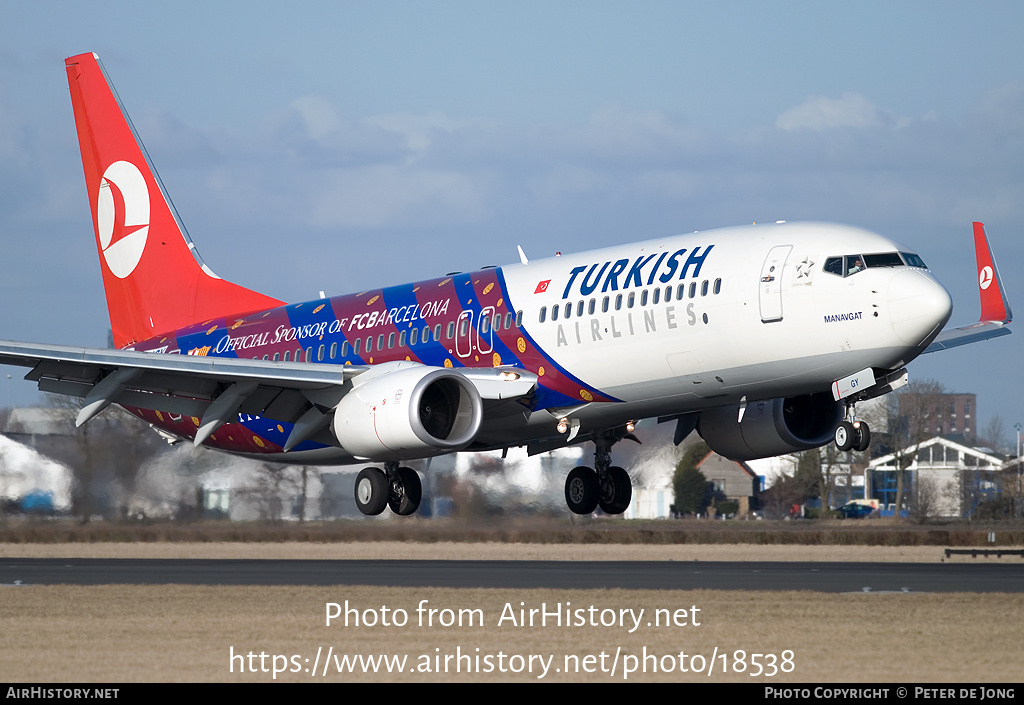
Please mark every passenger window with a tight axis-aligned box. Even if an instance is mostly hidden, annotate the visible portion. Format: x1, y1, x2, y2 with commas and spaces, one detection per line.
588, 299, 596, 315
627, 292, 634, 309
714, 278, 722, 294
365, 337, 373, 353
284, 350, 291, 362
677, 283, 685, 300
701, 280, 708, 296
515, 311, 523, 328
387, 333, 395, 349
354, 339, 361, 355
539, 307, 547, 323
410, 328, 419, 346
341, 341, 349, 357
602, 297, 609, 313
306, 346, 313, 361
317, 344, 324, 361
505, 312, 514, 329
652, 288, 660, 305
576, 301, 584, 317
377, 334, 385, 350
615, 294, 622, 310
447, 322, 455, 339
330, 342, 337, 359
399, 331, 407, 347
552, 304, 559, 321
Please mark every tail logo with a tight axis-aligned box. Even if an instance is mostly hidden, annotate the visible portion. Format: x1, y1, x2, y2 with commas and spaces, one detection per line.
97, 160, 150, 279
979, 266, 993, 290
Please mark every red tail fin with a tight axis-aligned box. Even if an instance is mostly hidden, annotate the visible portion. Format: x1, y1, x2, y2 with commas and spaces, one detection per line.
972, 222, 1012, 324
65, 53, 282, 348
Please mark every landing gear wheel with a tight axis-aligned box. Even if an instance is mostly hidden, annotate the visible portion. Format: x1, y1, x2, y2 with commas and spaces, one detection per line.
387, 466, 422, 516
565, 466, 599, 515
355, 467, 389, 516
834, 421, 855, 452
853, 422, 871, 452
599, 466, 632, 515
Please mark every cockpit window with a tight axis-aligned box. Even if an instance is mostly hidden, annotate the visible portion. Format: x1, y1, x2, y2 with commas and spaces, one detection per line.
824, 251, 922, 277
863, 252, 904, 268
901, 252, 927, 268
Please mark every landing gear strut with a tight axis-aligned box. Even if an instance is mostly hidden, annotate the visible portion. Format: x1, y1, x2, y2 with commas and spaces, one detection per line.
564, 428, 635, 515
354, 462, 422, 516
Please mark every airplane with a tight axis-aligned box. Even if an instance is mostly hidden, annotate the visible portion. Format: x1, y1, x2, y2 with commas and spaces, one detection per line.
0, 52, 1012, 517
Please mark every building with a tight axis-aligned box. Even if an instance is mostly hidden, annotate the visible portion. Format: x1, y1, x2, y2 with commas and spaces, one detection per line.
867, 436, 1003, 517
897, 392, 977, 445
695, 452, 759, 516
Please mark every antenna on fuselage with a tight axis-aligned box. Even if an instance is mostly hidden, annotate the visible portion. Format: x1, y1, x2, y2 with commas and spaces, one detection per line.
517, 245, 529, 265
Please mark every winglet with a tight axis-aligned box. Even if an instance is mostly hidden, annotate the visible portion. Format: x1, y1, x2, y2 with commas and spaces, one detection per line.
923, 222, 1012, 353
973, 222, 1012, 324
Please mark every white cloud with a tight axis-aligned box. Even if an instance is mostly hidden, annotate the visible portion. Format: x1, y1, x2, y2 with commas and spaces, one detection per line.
776, 92, 899, 131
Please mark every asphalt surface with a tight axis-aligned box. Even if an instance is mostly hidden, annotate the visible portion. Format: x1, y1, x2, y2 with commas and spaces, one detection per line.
2, 558, 1022, 592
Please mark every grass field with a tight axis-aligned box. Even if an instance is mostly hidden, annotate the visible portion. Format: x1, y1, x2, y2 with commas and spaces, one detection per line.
2, 583, 1020, 682
1, 528, 1021, 683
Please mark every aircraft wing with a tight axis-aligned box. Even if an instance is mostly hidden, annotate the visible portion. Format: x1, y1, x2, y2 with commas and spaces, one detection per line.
0, 340, 536, 450
924, 222, 1012, 353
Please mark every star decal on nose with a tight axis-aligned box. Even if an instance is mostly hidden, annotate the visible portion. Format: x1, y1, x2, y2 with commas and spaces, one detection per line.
796, 257, 815, 279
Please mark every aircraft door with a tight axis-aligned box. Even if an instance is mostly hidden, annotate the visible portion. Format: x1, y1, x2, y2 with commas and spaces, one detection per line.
456, 310, 473, 358
759, 245, 792, 323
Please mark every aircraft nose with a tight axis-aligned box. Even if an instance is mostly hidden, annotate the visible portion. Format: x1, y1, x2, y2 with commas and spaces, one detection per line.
887, 270, 953, 345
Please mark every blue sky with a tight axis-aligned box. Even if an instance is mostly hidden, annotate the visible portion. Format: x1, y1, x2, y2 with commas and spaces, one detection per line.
1, 1, 1023, 442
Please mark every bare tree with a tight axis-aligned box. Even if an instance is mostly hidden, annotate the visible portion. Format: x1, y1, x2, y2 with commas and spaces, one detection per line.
886, 379, 947, 518
42, 394, 165, 522
980, 416, 1008, 454
909, 473, 943, 523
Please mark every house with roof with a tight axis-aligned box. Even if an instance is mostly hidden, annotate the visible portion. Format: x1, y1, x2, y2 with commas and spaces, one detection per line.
695, 452, 760, 516
867, 436, 1004, 517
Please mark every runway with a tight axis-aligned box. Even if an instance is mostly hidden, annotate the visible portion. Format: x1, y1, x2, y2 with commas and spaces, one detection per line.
2, 558, 1021, 592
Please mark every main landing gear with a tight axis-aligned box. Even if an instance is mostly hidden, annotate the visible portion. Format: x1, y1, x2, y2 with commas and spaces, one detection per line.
834, 405, 870, 453
564, 429, 635, 515
355, 462, 422, 516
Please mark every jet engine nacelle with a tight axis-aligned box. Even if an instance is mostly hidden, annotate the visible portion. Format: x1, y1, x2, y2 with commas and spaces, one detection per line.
332, 363, 482, 460
697, 393, 844, 460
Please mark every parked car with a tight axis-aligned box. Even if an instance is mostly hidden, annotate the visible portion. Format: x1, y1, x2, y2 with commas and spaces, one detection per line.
837, 501, 875, 519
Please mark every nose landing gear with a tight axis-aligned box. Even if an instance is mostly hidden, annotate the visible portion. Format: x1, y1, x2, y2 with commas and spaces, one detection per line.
834, 405, 871, 453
